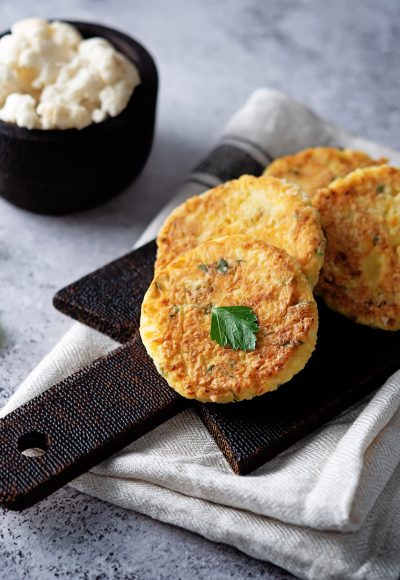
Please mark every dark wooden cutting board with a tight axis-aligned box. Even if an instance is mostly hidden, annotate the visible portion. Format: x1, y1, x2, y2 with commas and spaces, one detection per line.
1, 238, 399, 511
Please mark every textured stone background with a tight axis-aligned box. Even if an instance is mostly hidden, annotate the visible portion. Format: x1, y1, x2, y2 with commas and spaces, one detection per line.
0, 1, 399, 578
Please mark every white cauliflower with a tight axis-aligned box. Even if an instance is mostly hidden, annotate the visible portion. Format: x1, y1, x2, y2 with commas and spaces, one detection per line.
0, 64, 21, 106
37, 102, 91, 130
49, 21, 82, 49
99, 80, 135, 117
0, 93, 39, 129
11, 17, 52, 39
0, 18, 140, 130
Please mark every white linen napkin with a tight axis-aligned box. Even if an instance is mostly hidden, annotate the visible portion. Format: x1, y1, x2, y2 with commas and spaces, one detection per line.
3, 89, 400, 580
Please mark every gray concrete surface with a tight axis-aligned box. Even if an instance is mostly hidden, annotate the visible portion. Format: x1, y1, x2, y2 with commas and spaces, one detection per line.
0, 0, 399, 578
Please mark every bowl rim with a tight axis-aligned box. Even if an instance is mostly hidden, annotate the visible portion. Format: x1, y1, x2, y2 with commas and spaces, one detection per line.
0, 19, 158, 140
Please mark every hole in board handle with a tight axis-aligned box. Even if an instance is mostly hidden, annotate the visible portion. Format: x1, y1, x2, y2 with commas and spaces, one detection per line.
18, 431, 48, 458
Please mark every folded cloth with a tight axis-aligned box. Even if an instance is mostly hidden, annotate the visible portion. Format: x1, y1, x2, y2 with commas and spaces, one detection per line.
3, 89, 400, 580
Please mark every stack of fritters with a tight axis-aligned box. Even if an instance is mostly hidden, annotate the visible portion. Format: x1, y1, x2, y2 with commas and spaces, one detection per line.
265, 148, 399, 330
264, 146, 387, 201
155, 174, 325, 287
140, 147, 399, 403
314, 165, 400, 330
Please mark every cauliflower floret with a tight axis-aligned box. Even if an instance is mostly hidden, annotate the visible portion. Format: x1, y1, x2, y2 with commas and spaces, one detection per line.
11, 18, 51, 40
78, 37, 120, 84
41, 64, 102, 108
91, 107, 107, 123
50, 21, 82, 48
99, 80, 134, 117
19, 40, 69, 89
114, 51, 141, 86
37, 102, 91, 130
78, 37, 139, 88
2, 19, 75, 91
0, 33, 29, 66
0, 93, 39, 129
0, 64, 21, 106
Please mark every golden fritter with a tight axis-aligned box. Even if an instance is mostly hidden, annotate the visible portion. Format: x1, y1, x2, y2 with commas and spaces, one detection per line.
264, 147, 387, 202
141, 235, 318, 403
314, 165, 400, 330
155, 174, 325, 288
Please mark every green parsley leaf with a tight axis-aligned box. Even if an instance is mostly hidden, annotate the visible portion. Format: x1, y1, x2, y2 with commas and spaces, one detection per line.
373, 234, 381, 246
210, 306, 259, 351
376, 184, 385, 194
169, 305, 180, 318
198, 264, 209, 273
216, 258, 229, 274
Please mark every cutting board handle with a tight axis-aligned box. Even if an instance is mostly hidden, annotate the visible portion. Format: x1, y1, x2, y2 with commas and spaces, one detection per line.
0, 337, 186, 510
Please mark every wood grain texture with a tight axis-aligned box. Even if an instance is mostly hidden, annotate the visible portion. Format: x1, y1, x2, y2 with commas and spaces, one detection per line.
54, 241, 156, 342
0, 22, 158, 214
0, 337, 185, 510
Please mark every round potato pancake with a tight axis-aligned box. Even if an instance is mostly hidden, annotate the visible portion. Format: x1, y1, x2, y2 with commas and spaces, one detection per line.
155, 174, 325, 288
264, 147, 387, 202
314, 165, 400, 330
141, 235, 318, 403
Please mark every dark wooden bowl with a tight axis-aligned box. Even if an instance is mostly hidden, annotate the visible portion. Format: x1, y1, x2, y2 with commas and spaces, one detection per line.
0, 21, 158, 214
